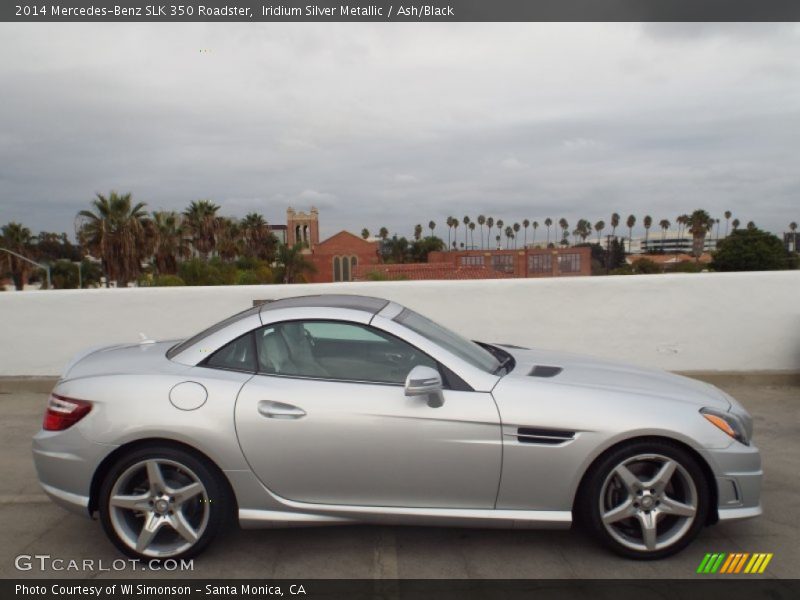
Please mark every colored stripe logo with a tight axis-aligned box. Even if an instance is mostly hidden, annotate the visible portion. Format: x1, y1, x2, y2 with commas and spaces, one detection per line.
696, 552, 773, 574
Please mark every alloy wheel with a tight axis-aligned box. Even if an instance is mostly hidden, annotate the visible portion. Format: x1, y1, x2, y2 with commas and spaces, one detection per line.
107, 458, 210, 558
599, 453, 698, 553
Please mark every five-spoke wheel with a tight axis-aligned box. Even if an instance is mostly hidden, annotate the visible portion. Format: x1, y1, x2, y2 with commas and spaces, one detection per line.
99, 446, 227, 560
580, 440, 709, 559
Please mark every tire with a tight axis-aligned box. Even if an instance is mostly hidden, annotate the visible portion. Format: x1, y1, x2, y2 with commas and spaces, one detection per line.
99, 445, 229, 560
578, 439, 710, 559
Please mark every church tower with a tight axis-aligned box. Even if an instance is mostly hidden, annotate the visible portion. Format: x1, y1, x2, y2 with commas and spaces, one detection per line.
286, 207, 320, 248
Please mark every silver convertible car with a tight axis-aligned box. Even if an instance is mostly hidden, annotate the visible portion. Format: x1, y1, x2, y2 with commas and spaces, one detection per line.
33, 295, 761, 560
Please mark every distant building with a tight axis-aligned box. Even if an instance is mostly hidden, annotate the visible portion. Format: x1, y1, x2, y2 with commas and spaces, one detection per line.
286, 207, 320, 247
628, 253, 713, 267
353, 262, 515, 281
784, 231, 799, 254
307, 231, 381, 283
629, 231, 720, 255
428, 247, 592, 278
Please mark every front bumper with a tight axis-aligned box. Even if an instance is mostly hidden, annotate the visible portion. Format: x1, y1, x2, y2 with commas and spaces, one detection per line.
32, 426, 116, 518
703, 441, 763, 521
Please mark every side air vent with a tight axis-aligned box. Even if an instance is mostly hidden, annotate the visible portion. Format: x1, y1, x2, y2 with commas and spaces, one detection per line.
529, 365, 563, 378
517, 427, 575, 445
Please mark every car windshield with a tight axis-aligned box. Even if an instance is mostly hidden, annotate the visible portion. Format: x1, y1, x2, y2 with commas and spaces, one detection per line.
393, 308, 501, 374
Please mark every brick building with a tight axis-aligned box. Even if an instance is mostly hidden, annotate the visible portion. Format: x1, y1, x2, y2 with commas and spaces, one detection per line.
353, 262, 514, 281
306, 231, 381, 283
427, 246, 592, 278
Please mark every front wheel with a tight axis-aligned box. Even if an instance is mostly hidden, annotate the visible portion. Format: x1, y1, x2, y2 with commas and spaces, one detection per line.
99, 445, 228, 560
579, 440, 710, 559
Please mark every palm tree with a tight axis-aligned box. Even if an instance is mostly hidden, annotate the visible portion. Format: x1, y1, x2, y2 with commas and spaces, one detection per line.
414, 224, 423, 241
77, 192, 149, 287
277, 243, 316, 284
504, 226, 514, 248
495, 234, 501, 248
462, 216, 470, 248
532, 221, 539, 246
558, 218, 569, 246
216, 218, 243, 262
378, 227, 389, 241
240, 212, 276, 262
486, 217, 494, 249
659, 219, 670, 251
468, 221, 476, 248
643, 215, 652, 250
610, 213, 620, 239
361, 228, 370, 240
626, 214, 636, 254
183, 199, 221, 258
428, 220, 436, 237
790, 221, 798, 233
150, 211, 189, 275
522, 219, 530, 247
746, 221, 756, 230
544, 218, 553, 245
452, 218, 460, 249
732, 218, 740, 231
594, 220, 605, 243
686, 209, 715, 260
445, 217, 453, 250
724, 210, 732, 237
0, 222, 34, 290
512, 223, 521, 249
477, 215, 486, 249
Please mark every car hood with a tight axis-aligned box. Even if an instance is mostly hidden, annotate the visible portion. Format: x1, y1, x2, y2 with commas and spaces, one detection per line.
62, 340, 187, 380
496, 344, 731, 410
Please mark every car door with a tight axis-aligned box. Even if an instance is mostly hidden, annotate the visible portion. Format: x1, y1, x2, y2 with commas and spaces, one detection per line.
234, 319, 502, 508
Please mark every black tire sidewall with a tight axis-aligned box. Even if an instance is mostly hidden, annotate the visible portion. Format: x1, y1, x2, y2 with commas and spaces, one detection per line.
98, 445, 227, 561
580, 440, 710, 560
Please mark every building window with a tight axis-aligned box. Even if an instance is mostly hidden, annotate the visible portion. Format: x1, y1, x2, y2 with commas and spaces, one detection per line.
460, 256, 484, 266
333, 256, 358, 282
558, 253, 581, 274
528, 254, 552, 274
491, 254, 515, 273
333, 257, 342, 282
342, 256, 351, 281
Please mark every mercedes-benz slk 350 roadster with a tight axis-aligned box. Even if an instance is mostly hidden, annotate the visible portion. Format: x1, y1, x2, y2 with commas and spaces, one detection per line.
33, 295, 761, 560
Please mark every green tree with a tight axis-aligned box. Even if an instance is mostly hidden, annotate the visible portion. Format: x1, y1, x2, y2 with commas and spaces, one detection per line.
544, 217, 552, 245
477, 215, 486, 249
711, 228, 797, 272
724, 210, 732, 237
643, 215, 652, 248
77, 192, 150, 287
486, 217, 494, 248
241, 212, 277, 262
1, 222, 35, 290
532, 221, 539, 246
686, 209, 715, 260
428, 220, 436, 237
150, 211, 189, 275
512, 222, 521, 248
276, 243, 317, 283
626, 214, 636, 253
594, 220, 605, 244
183, 200, 221, 258
361, 228, 370, 240
414, 223, 423, 241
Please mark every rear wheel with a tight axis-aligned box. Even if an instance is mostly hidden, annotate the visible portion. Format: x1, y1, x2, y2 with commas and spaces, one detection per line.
580, 440, 710, 559
99, 446, 228, 560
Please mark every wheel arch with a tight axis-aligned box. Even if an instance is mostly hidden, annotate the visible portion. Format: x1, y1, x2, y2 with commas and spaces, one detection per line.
88, 438, 238, 522
571, 435, 719, 525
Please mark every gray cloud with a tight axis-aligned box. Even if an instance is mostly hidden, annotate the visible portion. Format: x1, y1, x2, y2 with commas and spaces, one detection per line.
1, 22, 798, 241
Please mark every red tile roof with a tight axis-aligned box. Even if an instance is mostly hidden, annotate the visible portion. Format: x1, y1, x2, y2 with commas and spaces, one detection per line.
353, 262, 514, 281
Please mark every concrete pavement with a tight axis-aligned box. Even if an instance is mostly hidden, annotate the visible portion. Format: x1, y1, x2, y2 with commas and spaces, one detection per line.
1, 377, 797, 579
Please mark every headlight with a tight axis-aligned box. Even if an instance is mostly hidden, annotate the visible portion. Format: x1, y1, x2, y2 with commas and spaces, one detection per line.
700, 407, 750, 445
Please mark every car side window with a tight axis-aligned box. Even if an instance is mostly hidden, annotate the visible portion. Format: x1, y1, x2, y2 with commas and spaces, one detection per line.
254, 320, 438, 385
203, 332, 257, 373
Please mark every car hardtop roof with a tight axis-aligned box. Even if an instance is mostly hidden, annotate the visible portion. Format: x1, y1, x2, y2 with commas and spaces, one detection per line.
259, 294, 391, 315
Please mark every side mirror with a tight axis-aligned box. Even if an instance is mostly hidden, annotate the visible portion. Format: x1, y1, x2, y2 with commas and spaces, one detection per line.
404, 365, 445, 408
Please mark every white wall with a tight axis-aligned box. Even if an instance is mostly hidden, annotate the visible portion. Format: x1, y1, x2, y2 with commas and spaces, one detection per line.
0, 271, 798, 376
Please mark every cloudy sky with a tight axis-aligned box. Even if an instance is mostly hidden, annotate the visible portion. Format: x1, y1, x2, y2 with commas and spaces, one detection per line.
1, 22, 799, 241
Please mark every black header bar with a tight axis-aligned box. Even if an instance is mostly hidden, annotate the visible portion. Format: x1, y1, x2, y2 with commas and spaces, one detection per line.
3, 0, 800, 22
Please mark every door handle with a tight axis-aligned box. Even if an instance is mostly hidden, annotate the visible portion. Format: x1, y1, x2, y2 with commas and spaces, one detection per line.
258, 400, 306, 419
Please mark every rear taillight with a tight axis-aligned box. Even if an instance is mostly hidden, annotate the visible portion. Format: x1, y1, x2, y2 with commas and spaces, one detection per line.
43, 394, 92, 431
